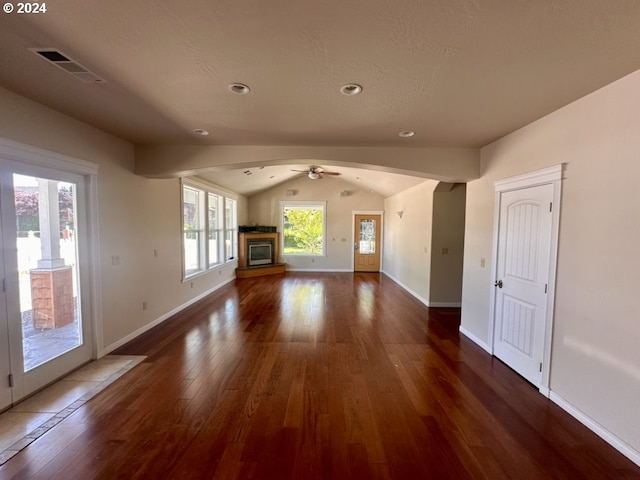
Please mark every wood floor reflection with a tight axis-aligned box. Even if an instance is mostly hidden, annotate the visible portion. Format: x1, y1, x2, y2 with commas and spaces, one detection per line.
1, 273, 638, 479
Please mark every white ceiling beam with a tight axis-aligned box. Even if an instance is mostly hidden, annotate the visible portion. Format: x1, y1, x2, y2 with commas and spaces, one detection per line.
135, 145, 480, 183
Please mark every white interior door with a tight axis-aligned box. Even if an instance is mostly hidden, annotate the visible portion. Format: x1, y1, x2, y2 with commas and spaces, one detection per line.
493, 183, 554, 386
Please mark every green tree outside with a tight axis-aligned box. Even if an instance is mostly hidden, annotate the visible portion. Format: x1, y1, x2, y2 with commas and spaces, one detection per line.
283, 208, 323, 254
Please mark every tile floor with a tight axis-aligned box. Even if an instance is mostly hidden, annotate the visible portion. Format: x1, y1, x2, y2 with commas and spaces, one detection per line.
0, 355, 145, 465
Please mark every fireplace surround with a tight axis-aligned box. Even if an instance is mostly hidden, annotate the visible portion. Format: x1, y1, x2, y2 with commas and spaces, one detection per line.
237, 229, 286, 277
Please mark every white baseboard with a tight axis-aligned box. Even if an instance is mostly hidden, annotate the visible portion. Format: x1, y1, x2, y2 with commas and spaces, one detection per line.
285, 268, 353, 273
380, 272, 461, 309
429, 302, 462, 308
549, 391, 640, 468
98, 277, 235, 357
458, 326, 492, 354
381, 271, 430, 307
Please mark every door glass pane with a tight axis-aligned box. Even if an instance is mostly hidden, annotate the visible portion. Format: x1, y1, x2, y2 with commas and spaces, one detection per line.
359, 219, 376, 254
14, 174, 82, 371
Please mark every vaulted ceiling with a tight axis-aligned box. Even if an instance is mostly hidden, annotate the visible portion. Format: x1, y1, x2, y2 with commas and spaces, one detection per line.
2, 1, 640, 195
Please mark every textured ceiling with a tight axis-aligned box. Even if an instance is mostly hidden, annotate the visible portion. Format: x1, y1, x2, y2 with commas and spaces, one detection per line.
1, 0, 640, 195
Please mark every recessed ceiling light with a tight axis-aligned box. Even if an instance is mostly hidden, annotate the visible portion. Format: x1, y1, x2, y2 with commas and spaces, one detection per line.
229, 83, 251, 95
340, 84, 362, 96
193, 128, 209, 136
398, 130, 415, 138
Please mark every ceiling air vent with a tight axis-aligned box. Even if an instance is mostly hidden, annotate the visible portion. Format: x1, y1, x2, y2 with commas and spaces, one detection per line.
29, 48, 107, 84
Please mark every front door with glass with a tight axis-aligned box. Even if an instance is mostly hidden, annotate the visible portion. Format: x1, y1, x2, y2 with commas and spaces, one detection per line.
354, 214, 381, 272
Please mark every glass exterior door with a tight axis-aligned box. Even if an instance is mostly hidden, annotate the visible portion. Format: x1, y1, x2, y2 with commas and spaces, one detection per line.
0, 165, 91, 408
354, 214, 381, 272
14, 174, 82, 371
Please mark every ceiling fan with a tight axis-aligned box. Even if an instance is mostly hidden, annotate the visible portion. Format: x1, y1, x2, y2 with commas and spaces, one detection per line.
291, 165, 341, 180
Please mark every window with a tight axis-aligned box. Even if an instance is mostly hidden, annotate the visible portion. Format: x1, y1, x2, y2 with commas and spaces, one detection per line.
182, 180, 238, 278
225, 198, 237, 261
183, 186, 203, 276
207, 193, 223, 268
281, 201, 326, 256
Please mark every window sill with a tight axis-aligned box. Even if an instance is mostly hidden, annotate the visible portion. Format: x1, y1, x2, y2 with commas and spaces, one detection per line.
182, 259, 238, 283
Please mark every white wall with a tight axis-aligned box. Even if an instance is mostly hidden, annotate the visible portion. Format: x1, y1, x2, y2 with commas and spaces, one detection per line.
461, 69, 640, 458
383, 180, 438, 302
0, 87, 247, 353
248, 175, 384, 271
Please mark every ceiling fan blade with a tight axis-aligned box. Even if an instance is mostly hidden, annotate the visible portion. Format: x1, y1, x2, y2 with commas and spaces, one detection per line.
290, 166, 341, 177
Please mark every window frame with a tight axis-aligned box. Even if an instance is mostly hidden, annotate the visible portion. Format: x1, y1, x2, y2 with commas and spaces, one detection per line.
182, 179, 238, 280
280, 201, 327, 257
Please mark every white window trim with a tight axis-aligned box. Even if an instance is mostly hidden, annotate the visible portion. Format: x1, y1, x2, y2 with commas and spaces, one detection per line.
280, 200, 327, 257
181, 178, 238, 280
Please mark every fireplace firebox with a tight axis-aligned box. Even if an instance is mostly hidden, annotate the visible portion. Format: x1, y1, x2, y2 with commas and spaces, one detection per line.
248, 240, 274, 266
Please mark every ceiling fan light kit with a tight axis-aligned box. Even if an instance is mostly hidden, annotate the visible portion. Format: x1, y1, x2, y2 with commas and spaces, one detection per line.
398, 130, 415, 138
291, 166, 341, 180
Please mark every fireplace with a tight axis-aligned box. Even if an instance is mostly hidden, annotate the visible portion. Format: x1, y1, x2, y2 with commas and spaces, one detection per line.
237, 229, 286, 277
237, 230, 280, 269
248, 239, 274, 266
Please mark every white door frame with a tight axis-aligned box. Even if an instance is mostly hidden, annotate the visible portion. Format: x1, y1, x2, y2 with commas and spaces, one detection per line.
351, 210, 384, 272
489, 165, 563, 395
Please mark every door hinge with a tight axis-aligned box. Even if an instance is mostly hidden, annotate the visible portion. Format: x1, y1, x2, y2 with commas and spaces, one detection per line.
539, 363, 543, 373
8, 374, 13, 387
549, 202, 553, 212
544, 283, 548, 294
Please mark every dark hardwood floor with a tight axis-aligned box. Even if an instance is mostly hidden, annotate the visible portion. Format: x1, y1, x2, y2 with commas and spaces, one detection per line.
2, 272, 639, 479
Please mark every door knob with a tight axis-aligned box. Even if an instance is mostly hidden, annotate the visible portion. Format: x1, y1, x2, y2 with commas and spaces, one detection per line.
494, 279, 503, 288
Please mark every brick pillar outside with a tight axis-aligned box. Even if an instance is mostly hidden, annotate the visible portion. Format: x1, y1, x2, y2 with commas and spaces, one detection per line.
30, 266, 74, 329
